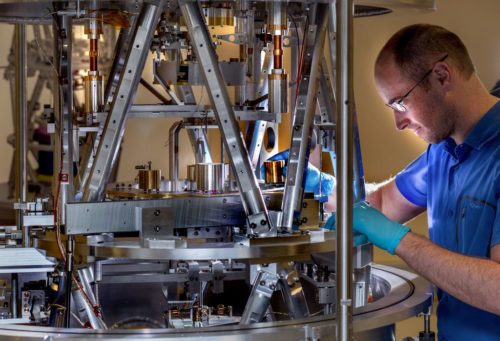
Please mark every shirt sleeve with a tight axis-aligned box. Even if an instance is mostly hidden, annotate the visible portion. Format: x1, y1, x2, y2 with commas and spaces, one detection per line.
395, 150, 429, 208
490, 171, 500, 247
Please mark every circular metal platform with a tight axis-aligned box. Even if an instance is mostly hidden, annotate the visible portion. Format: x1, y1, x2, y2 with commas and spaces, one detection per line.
0, 265, 433, 340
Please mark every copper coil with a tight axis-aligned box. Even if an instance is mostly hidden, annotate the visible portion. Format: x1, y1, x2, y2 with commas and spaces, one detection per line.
264, 160, 285, 184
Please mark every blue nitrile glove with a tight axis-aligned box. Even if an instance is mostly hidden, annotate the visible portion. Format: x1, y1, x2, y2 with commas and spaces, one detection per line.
323, 202, 410, 255
266, 150, 336, 197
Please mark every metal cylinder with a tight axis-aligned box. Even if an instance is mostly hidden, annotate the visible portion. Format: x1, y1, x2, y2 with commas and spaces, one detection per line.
194, 163, 224, 193
206, 6, 234, 26
263, 160, 285, 184
267, 2, 287, 35
268, 70, 288, 114
14, 23, 27, 250
84, 71, 104, 114
138, 169, 161, 191
335, 0, 355, 340
187, 164, 196, 182
187, 164, 197, 191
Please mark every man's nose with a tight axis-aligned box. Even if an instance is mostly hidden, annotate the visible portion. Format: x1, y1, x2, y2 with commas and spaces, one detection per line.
394, 112, 410, 130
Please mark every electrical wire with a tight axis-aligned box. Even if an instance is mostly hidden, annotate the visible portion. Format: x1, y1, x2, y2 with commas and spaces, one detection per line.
33, 12, 59, 77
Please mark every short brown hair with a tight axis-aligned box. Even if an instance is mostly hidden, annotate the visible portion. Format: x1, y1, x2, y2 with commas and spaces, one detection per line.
376, 24, 475, 83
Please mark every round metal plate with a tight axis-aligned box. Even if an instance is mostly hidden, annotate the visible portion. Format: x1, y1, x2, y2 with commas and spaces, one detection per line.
0, 265, 432, 340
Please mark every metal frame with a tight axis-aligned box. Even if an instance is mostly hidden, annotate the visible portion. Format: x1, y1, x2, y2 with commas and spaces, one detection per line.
179, 0, 271, 235
279, 3, 329, 232
83, 2, 164, 202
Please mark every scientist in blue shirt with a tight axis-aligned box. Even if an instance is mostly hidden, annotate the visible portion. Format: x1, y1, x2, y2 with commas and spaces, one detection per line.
326, 24, 500, 340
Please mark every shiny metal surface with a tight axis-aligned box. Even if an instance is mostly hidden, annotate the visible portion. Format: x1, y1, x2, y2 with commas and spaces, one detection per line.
129, 105, 280, 122
187, 127, 213, 164
0, 0, 435, 27
168, 121, 183, 191
0, 265, 432, 340
89, 233, 337, 262
268, 71, 288, 114
264, 160, 285, 184
194, 163, 225, 193
180, 0, 272, 236
279, 4, 328, 232
53, 11, 75, 225
14, 23, 27, 248
138, 169, 161, 191
335, 1, 355, 339
66, 191, 320, 235
83, 2, 163, 202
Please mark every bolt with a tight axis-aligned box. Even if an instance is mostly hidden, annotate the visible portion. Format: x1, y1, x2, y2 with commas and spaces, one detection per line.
154, 225, 161, 232
250, 223, 257, 229
302, 217, 308, 223
260, 280, 266, 286
302, 202, 308, 208
269, 284, 276, 290
260, 219, 267, 226
154, 210, 160, 216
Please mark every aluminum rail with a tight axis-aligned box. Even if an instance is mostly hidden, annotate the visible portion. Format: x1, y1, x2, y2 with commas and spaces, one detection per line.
82, 2, 164, 202
335, 0, 354, 340
13, 23, 27, 319
53, 12, 74, 224
77, 20, 138, 194
179, 0, 271, 235
279, 4, 329, 232
186, 127, 213, 164
14, 24, 27, 248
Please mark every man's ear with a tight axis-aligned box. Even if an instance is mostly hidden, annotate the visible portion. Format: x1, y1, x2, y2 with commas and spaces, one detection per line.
433, 62, 452, 87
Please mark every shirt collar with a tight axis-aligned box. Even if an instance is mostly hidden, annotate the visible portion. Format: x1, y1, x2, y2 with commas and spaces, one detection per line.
463, 101, 500, 150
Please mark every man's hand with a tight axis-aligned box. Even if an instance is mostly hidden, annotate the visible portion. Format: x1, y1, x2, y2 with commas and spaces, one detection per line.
323, 202, 410, 254
267, 150, 336, 197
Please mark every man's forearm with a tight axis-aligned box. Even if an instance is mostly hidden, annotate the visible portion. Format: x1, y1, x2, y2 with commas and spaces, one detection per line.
396, 232, 500, 315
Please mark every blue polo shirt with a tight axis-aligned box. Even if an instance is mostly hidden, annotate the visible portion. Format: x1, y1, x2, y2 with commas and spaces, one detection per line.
395, 101, 500, 341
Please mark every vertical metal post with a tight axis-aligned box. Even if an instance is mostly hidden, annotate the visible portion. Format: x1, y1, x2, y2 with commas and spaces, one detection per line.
335, 0, 354, 340
11, 273, 18, 318
53, 13, 74, 224
168, 121, 183, 191
14, 24, 28, 250
64, 235, 74, 327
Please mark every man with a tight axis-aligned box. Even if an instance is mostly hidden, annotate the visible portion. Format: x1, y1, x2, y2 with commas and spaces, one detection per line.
326, 24, 500, 340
